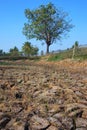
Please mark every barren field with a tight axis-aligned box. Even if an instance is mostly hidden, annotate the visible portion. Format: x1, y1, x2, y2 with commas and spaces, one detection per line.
0, 60, 87, 130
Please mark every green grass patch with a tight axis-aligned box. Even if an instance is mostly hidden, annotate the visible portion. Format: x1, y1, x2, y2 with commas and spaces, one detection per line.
47, 47, 87, 61
48, 54, 64, 61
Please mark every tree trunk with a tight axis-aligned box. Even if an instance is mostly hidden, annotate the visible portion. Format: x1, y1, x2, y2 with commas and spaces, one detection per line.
72, 44, 76, 59
46, 44, 50, 54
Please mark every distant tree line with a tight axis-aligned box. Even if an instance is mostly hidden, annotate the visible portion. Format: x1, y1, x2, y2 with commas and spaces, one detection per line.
0, 41, 39, 57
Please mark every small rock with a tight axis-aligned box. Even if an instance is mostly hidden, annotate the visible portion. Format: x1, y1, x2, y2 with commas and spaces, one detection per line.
48, 117, 61, 127
76, 128, 87, 130
76, 118, 87, 128
47, 125, 58, 130
16, 125, 25, 130
53, 113, 64, 119
75, 91, 82, 96
17, 79, 22, 84
30, 115, 50, 129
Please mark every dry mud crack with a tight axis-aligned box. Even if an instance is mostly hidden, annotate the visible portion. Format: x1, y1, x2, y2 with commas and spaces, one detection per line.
0, 60, 87, 130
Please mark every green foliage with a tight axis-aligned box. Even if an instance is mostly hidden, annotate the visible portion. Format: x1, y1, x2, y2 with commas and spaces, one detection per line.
22, 41, 31, 56
72, 41, 79, 59
0, 50, 6, 56
48, 47, 87, 61
0, 43, 39, 60
22, 41, 38, 56
72, 41, 79, 49
0, 50, 3, 56
75, 41, 79, 47
0, 56, 28, 61
30, 46, 39, 56
48, 54, 64, 61
9, 46, 20, 56
23, 2, 73, 53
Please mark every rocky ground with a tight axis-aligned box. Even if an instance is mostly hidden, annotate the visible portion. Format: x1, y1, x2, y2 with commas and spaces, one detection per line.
0, 60, 87, 130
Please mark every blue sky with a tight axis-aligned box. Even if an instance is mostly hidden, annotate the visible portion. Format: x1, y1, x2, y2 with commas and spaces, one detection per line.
0, 0, 87, 53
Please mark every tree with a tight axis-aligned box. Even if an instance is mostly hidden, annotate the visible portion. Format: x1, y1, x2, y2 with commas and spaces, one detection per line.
30, 46, 39, 56
23, 3, 73, 53
22, 42, 31, 56
9, 46, 19, 56
72, 41, 79, 59
72, 41, 79, 49
22, 41, 39, 56
0, 49, 4, 56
